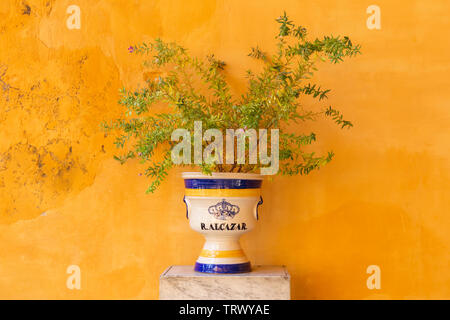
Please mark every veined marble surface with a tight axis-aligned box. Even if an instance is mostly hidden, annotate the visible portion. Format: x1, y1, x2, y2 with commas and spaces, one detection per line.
159, 265, 290, 300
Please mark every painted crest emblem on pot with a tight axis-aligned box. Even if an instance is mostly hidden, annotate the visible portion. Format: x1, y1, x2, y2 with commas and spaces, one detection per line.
208, 199, 240, 220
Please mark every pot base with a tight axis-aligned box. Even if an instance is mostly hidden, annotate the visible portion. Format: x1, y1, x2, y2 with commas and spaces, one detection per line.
194, 262, 251, 274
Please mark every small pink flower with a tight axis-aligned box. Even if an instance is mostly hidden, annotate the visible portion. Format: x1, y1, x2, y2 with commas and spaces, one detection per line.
128, 46, 134, 53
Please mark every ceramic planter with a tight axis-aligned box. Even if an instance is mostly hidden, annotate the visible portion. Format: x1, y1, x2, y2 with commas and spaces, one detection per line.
182, 172, 263, 274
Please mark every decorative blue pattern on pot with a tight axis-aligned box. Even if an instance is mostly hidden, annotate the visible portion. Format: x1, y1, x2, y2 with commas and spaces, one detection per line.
208, 199, 240, 220
184, 179, 262, 189
195, 262, 251, 274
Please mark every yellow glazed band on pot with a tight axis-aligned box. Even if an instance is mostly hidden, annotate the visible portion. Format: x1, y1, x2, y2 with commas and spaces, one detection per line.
184, 188, 261, 197
199, 249, 246, 258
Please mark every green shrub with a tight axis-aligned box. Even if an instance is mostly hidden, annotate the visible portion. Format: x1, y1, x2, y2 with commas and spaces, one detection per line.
102, 12, 361, 193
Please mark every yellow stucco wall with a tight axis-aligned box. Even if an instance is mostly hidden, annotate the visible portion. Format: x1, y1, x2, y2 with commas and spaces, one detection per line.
0, 0, 449, 299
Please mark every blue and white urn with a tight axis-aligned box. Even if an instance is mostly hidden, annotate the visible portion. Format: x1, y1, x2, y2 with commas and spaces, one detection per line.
182, 172, 264, 274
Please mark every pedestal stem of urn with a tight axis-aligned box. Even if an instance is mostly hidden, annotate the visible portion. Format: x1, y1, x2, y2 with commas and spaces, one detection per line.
194, 236, 251, 273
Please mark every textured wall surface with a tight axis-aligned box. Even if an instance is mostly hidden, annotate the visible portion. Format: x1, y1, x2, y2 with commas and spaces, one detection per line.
0, 0, 449, 299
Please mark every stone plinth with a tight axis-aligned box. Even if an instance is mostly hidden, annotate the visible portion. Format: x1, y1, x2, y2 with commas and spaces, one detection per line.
159, 265, 290, 300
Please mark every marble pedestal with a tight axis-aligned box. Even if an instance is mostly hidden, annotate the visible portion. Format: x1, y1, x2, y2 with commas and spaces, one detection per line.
159, 265, 290, 300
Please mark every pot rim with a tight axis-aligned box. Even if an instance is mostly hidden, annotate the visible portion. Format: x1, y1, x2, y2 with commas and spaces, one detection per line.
182, 172, 263, 180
